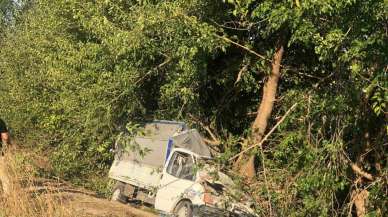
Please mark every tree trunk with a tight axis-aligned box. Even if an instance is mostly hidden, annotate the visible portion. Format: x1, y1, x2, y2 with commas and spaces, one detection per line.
239, 40, 285, 178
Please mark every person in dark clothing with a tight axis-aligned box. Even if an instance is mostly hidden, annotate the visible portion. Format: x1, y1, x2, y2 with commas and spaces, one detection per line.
0, 119, 10, 151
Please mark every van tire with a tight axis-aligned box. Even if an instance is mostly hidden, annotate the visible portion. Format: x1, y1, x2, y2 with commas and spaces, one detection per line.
111, 181, 127, 203
174, 200, 193, 217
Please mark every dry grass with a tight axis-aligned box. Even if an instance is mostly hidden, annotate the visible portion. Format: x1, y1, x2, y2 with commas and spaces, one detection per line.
0, 151, 76, 217
0, 150, 157, 217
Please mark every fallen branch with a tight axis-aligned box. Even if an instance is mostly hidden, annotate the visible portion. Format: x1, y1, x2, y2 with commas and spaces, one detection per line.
229, 103, 298, 161
234, 64, 249, 85
351, 163, 373, 181
351, 189, 369, 217
203, 138, 221, 146
25, 186, 98, 197
188, 114, 221, 145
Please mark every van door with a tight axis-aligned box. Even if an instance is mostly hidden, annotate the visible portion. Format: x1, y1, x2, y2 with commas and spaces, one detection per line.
155, 150, 196, 213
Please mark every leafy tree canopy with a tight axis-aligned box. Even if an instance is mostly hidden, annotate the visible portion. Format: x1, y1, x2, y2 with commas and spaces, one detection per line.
0, 0, 386, 215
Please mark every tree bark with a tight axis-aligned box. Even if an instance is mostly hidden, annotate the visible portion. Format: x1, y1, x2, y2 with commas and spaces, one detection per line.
352, 189, 369, 217
239, 40, 285, 178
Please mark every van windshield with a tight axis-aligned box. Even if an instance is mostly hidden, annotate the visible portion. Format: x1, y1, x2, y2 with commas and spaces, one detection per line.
166, 152, 195, 181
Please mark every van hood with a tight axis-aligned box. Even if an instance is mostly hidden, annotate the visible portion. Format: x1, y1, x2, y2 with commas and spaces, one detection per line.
197, 165, 258, 216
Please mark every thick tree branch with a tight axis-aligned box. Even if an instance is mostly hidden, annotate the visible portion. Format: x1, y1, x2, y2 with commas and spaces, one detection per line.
351, 163, 373, 181
188, 114, 220, 145
230, 102, 298, 161
217, 35, 271, 62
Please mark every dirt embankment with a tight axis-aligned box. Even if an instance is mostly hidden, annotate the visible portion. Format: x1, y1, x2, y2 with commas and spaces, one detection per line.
50, 192, 157, 217
0, 152, 157, 217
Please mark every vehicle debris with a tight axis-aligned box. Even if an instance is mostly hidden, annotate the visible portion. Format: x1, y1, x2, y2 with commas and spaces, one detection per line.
109, 120, 257, 217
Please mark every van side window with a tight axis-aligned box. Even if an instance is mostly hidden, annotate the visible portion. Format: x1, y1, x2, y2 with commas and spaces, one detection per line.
166, 152, 195, 181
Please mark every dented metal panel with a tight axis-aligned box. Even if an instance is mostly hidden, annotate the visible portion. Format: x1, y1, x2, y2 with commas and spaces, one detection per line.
109, 158, 162, 189
143, 120, 186, 139
172, 129, 211, 158
118, 138, 169, 168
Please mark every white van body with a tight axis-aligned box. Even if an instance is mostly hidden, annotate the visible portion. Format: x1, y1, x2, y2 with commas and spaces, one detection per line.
108, 121, 255, 216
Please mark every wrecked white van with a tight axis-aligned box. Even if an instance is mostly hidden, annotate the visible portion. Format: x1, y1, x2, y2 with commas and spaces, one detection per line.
109, 121, 256, 217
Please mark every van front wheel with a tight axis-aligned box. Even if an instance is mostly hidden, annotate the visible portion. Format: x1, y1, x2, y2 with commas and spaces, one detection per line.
111, 181, 127, 203
174, 200, 193, 217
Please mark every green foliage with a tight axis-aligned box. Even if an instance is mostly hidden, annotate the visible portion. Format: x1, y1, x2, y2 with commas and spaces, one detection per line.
0, 0, 227, 179
0, 0, 386, 215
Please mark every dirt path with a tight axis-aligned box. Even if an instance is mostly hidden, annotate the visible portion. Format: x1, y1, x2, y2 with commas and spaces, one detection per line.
1, 153, 158, 217
61, 192, 158, 217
